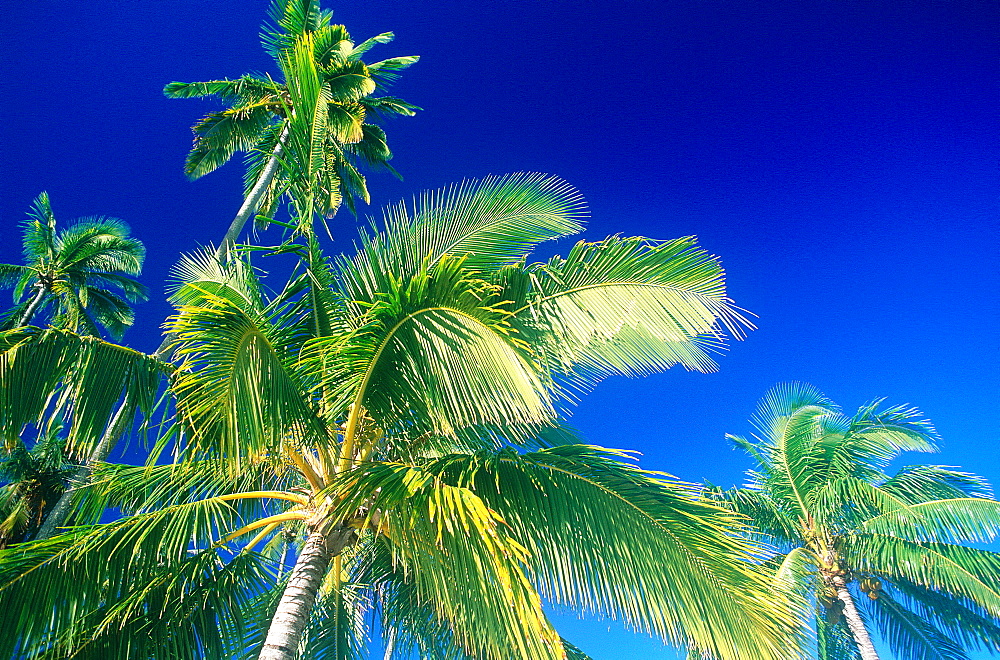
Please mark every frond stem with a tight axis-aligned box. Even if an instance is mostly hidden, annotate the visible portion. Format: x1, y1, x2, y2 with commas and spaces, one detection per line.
286, 445, 325, 492
221, 511, 309, 545
245, 522, 281, 552
218, 491, 310, 506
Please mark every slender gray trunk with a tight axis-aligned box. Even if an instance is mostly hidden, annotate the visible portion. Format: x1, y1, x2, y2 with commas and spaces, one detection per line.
258, 525, 355, 660
34, 399, 131, 540
217, 124, 290, 263
832, 576, 880, 660
19, 286, 48, 327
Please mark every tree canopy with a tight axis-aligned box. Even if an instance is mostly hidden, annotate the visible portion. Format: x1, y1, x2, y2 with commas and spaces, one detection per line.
719, 383, 1000, 659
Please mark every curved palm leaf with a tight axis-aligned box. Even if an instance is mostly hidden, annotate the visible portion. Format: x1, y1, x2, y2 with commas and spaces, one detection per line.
398, 445, 805, 660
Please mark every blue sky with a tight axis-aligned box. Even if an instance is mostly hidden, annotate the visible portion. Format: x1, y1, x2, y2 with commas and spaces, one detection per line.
1, 1, 997, 657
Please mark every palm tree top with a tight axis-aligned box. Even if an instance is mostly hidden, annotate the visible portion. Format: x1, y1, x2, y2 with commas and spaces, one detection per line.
164, 0, 420, 225
0, 192, 147, 340
0, 174, 788, 660
723, 382, 1000, 659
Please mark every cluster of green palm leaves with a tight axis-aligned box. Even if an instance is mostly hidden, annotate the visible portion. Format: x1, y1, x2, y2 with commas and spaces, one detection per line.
718, 383, 1000, 660
0, 171, 804, 660
2, 0, 998, 659
0, 192, 147, 340
164, 0, 419, 254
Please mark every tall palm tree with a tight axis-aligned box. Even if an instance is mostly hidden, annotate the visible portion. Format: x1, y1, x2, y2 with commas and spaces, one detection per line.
719, 383, 1000, 660
164, 0, 419, 259
0, 194, 151, 542
0, 175, 804, 660
0, 192, 147, 340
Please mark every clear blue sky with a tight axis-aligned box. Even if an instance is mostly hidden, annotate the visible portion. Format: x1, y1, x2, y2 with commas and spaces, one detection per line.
1, 1, 997, 658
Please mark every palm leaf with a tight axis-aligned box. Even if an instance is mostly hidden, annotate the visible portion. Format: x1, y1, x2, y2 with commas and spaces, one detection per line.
336, 174, 585, 306
331, 462, 564, 660
882, 465, 993, 502
508, 235, 752, 393
305, 255, 555, 443
0, 497, 273, 659
167, 294, 327, 464
888, 578, 1000, 653
846, 534, 1000, 618
406, 445, 806, 660
869, 588, 968, 660
857, 497, 1000, 545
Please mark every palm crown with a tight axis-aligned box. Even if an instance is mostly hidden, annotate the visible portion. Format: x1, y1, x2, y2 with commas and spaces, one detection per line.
164, 0, 419, 244
0, 192, 147, 340
0, 175, 806, 660
721, 383, 1000, 659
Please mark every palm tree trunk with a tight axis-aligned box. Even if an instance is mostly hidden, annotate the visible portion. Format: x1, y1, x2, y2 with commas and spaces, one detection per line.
19, 286, 48, 326
33, 398, 131, 540
217, 123, 291, 263
258, 525, 355, 660
832, 576, 880, 660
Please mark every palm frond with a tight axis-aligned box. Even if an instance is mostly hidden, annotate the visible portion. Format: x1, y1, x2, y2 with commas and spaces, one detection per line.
305, 255, 555, 443
397, 445, 807, 660
857, 497, 1000, 545
262, 0, 331, 61
366, 56, 421, 87
888, 578, 1000, 654
509, 235, 752, 392
185, 104, 280, 179
0, 328, 162, 461
331, 462, 565, 660
22, 192, 58, 263
168, 247, 265, 314
0, 497, 274, 659
335, 174, 586, 305
163, 75, 276, 102
167, 293, 327, 465
869, 588, 968, 660
0, 263, 29, 290
882, 465, 993, 502
846, 534, 1000, 619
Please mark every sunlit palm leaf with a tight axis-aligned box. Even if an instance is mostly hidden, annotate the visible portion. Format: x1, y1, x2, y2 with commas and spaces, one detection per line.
331, 462, 564, 660
508, 235, 752, 390
407, 445, 804, 660
338, 174, 586, 306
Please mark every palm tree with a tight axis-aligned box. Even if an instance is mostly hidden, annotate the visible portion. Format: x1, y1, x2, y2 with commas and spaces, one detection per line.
164, 0, 419, 259
719, 383, 1000, 659
0, 175, 804, 660
0, 194, 151, 542
0, 192, 147, 340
